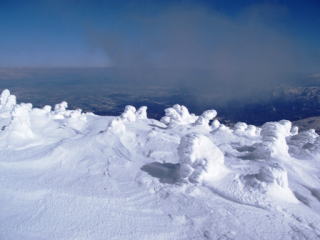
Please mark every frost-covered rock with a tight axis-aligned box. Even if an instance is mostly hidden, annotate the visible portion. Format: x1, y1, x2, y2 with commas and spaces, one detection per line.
160, 104, 198, 126
178, 133, 226, 183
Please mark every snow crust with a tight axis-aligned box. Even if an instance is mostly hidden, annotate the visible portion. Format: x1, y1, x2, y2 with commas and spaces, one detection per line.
1, 89, 320, 240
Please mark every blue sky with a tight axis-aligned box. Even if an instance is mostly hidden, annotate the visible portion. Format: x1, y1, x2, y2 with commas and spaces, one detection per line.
0, 0, 319, 69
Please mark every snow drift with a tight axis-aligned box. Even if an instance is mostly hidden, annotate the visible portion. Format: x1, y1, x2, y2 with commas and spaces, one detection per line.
1, 89, 320, 240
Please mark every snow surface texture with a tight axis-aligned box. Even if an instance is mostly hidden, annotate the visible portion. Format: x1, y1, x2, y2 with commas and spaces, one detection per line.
1, 89, 320, 240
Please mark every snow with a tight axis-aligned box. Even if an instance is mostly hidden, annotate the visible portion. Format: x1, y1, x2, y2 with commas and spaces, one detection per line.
160, 104, 198, 126
1, 89, 320, 239
178, 133, 226, 183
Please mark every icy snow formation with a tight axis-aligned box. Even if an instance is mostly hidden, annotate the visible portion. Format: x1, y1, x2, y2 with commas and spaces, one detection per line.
178, 133, 226, 183
1, 89, 320, 240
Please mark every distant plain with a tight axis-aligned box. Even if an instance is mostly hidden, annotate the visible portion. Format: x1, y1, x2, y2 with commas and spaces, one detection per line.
1, 67, 320, 126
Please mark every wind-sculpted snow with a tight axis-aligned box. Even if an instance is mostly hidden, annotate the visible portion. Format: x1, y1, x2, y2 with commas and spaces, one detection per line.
178, 134, 226, 183
0, 89, 16, 114
1, 89, 320, 240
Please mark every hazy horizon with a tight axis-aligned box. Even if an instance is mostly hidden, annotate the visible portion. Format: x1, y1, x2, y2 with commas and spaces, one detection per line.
1, 0, 320, 124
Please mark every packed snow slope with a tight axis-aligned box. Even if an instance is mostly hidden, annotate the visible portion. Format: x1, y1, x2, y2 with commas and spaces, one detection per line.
1, 89, 320, 240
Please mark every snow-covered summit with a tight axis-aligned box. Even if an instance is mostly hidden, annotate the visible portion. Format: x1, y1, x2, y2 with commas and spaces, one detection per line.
1, 89, 320, 240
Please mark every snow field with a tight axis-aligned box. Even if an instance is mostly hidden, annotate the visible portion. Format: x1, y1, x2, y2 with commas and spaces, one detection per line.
1, 89, 320, 239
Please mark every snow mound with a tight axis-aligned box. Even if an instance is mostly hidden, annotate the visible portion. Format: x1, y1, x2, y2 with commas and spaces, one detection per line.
178, 133, 226, 183
160, 104, 217, 128
107, 105, 148, 134
120, 105, 148, 122
241, 163, 297, 203
161, 104, 198, 126
234, 122, 259, 137
249, 120, 293, 160
194, 109, 217, 127
256, 164, 289, 189
8, 103, 35, 141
